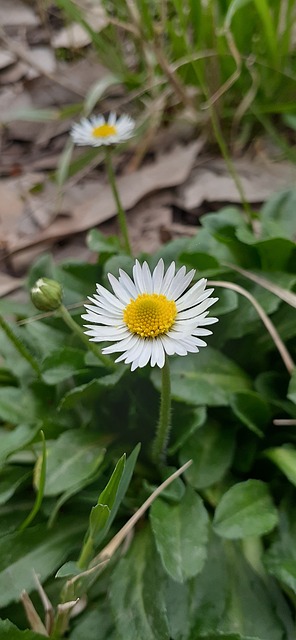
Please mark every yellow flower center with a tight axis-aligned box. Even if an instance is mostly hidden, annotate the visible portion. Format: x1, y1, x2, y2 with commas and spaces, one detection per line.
92, 124, 117, 138
124, 293, 177, 338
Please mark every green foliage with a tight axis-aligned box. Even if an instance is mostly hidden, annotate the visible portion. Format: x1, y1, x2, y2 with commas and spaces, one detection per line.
0, 189, 296, 637
52, 0, 296, 157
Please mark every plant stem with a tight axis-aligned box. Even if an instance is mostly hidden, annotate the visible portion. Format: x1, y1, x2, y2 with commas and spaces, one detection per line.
104, 150, 132, 256
0, 314, 41, 376
58, 305, 116, 370
152, 357, 172, 465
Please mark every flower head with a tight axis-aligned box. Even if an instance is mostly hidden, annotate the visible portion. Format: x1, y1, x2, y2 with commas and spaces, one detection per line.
70, 112, 135, 147
82, 260, 218, 371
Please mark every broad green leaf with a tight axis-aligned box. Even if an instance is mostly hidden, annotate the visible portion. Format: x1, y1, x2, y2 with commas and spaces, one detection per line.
230, 390, 271, 436
40, 430, 105, 496
213, 480, 278, 539
180, 422, 235, 489
261, 189, 296, 240
0, 519, 85, 606
0, 467, 30, 505
264, 447, 296, 486
0, 424, 39, 466
41, 347, 87, 384
169, 407, 206, 455
0, 388, 36, 425
87, 228, 121, 254
110, 526, 170, 640
58, 367, 126, 410
265, 506, 296, 596
187, 535, 290, 640
152, 349, 251, 407
69, 608, 116, 640
150, 487, 208, 582
0, 619, 48, 639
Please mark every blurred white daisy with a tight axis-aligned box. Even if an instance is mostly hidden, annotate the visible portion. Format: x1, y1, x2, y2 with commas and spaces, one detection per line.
70, 112, 135, 147
82, 260, 218, 371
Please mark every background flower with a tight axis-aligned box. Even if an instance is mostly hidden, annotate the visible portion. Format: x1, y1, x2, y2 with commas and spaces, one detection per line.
70, 112, 135, 147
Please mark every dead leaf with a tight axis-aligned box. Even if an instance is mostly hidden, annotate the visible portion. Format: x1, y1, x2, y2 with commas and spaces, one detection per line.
0, 273, 24, 297
0, 0, 40, 27
0, 49, 16, 70
51, 6, 107, 49
179, 157, 296, 209
7, 140, 202, 254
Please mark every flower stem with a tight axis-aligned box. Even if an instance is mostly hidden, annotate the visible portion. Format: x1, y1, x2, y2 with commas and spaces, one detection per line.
152, 357, 172, 465
58, 305, 116, 370
105, 150, 132, 256
0, 314, 41, 376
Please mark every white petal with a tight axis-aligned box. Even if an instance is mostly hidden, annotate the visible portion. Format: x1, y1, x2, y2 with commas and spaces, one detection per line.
151, 338, 161, 367
137, 343, 152, 368
142, 262, 153, 293
96, 284, 125, 310
167, 268, 195, 301
152, 259, 164, 293
176, 279, 207, 310
118, 269, 138, 298
82, 311, 122, 326
177, 297, 219, 320
193, 316, 219, 327
133, 260, 145, 294
156, 342, 165, 368
102, 334, 137, 354
159, 262, 175, 295
108, 273, 131, 304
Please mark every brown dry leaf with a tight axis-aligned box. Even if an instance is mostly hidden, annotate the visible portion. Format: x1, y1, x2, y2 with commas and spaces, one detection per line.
0, 0, 40, 27
0, 49, 16, 70
0, 273, 24, 297
128, 192, 173, 254
179, 157, 296, 209
8, 140, 202, 255
51, 4, 107, 49
0, 173, 46, 243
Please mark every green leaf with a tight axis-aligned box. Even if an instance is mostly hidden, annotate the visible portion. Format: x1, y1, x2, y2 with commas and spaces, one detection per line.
87, 229, 121, 255
187, 534, 290, 639
41, 347, 87, 384
230, 391, 271, 436
0, 467, 30, 505
58, 367, 126, 410
150, 487, 208, 583
261, 189, 296, 240
0, 424, 39, 466
288, 369, 296, 404
152, 349, 251, 407
110, 526, 170, 640
264, 447, 296, 486
265, 505, 296, 596
0, 619, 48, 639
0, 388, 36, 425
20, 431, 47, 531
169, 407, 207, 455
69, 608, 116, 640
213, 480, 278, 539
40, 430, 105, 496
180, 422, 235, 489
0, 519, 85, 606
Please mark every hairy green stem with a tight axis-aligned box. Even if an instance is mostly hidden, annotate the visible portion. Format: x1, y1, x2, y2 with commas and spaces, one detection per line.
105, 150, 132, 256
0, 314, 41, 375
152, 357, 172, 465
58, 305, 116, 370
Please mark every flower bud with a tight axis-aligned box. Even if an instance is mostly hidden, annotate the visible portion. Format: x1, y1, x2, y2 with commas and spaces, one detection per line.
31, 278, 63, 312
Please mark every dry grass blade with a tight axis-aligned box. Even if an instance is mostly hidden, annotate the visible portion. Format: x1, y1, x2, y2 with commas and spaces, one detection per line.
91, 459, 192, 566
209, 280, 295, 375
21, 590, 49, 636
225, 263, 296, 309
273, 419, 296, 426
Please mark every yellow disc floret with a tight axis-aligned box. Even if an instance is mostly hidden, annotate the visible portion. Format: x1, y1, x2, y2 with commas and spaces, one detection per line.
92, 124, 117, 138
124, 293, 177, 338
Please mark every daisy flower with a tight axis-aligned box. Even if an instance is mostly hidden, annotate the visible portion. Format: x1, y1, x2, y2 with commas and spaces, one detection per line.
82, 259, 218, 371
70, 112, 135, 147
